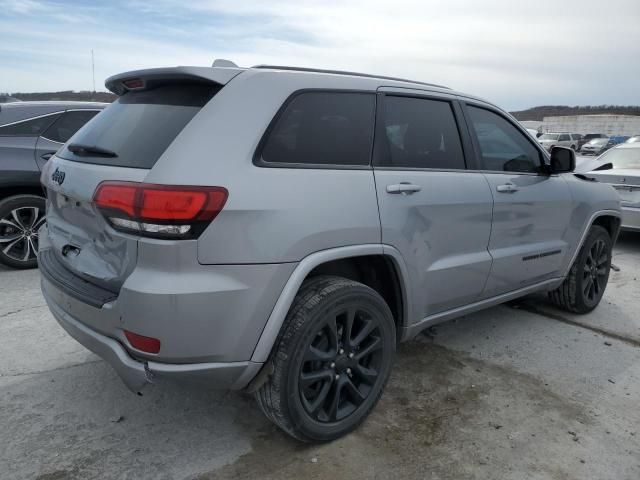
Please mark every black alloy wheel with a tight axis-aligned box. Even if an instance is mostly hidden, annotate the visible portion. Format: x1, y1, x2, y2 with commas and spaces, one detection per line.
549, 225, 612, 314
580, 237, 609, 309
299, 306, 385, 422
255, 275, 395, 442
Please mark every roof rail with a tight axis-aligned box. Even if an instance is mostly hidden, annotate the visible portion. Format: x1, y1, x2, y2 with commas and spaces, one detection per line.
252, 65, 449, 89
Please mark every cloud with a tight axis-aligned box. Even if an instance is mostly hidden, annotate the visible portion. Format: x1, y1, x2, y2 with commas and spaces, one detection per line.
0, 0, 638, 109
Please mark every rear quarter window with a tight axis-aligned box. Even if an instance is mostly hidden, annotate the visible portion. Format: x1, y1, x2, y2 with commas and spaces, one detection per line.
57, 83, 219, 169
43, 110, 100, 143
258, 91, 376, 167
0, 113, 62, 137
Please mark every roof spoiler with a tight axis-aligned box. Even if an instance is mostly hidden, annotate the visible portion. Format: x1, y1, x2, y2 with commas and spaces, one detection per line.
105, 65, 243, 96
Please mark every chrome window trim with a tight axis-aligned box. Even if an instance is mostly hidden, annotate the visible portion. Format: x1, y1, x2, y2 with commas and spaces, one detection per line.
39, 136, 64, 145
0, 111, 64, 128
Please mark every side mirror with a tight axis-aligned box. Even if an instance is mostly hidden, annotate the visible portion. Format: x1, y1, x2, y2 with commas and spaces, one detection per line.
549, 146, 575, 173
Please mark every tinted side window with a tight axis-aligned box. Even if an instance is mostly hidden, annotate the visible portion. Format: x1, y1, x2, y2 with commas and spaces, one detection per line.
0, 114, 62, 137
261, 92, 375, 166
559, 134, 570, 141
375, 96, 465, 169
467, 106, 541, 173
43, 110, 99, 143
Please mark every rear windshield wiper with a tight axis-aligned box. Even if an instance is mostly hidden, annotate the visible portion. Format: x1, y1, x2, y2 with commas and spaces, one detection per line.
67, 143, 118, 158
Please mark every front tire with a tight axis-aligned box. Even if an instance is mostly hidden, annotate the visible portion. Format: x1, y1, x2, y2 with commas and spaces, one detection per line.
549, 225, 612, 313
255, 275, 396, 442
0, 195, 46, 269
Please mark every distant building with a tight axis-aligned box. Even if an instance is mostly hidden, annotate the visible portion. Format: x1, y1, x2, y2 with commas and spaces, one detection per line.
541, 114, 640, 136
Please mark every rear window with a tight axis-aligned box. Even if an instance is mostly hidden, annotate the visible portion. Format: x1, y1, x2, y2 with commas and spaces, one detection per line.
259, 91, 375, 166
57, 83, 219, 168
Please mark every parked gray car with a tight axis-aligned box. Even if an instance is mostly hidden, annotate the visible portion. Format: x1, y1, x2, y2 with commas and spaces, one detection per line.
38, 63, 621, 442
0, 101, 105, 268
581, 137, 610, 155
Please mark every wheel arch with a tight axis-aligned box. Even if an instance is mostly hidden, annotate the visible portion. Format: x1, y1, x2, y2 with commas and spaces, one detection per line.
0, 184, 45, 203
250, 244, 411, 363
563, 210, 621, 278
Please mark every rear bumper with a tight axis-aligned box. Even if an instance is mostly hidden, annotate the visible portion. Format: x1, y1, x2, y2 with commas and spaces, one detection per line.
42, 278, 262, 393
621, 205, 640, 231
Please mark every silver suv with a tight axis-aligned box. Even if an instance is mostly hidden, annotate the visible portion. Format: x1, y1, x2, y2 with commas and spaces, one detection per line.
538, 132, 580, 151
38, 63, 622, 442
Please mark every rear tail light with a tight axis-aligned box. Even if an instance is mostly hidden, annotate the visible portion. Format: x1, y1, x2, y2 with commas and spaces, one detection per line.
93, 181, 228, 239
124, 330, 161, 354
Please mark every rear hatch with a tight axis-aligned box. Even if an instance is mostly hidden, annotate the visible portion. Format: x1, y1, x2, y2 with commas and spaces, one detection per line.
40, 67, 239, 293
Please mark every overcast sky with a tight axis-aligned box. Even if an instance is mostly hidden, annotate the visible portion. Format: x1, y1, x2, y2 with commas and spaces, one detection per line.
1, 0, 638, 110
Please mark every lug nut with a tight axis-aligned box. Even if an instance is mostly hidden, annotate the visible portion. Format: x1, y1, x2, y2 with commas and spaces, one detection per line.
348, 352, 354, 358
339, 348, 344, 355
330, 362, 336, 368
346, 368, 352, 375
335, 374, 340, 380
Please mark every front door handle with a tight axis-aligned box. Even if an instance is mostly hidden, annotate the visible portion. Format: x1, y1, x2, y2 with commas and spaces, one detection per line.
386, 183, 422, 195
41, 152, 54, 161
496, 183, 518, 193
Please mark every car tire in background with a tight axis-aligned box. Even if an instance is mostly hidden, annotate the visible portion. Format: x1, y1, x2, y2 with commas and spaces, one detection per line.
549, 225, 612, 314
255, 275, 396, 442
0, 194, 46, 269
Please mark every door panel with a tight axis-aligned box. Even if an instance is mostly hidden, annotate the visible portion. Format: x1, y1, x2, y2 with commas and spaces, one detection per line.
462, 103, 573, 297
375, 170, 494, 318
34, 136, 62, 170
481, 173, 572, 296
0, 136, 39, 173
373, 93, 493, 321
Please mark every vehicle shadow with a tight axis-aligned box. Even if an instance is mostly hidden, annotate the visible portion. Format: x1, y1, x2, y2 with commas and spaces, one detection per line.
615, 230, 640, 254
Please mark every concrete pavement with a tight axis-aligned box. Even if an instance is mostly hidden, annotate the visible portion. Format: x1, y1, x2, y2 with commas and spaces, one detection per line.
1, 232, 639, 479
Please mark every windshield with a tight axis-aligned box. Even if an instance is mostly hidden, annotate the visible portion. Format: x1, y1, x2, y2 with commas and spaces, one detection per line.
539, 134, 559, 140
599, 148, 640, 169
588, 138, 608, 145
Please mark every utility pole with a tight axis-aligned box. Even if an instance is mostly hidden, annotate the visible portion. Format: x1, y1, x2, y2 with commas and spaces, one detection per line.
91, 49, 96, 93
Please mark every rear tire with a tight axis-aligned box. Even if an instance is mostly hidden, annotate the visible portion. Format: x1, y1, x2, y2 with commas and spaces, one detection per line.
548, 225, 612, 313
0, 195, 46, 269
255, 275, 396, 442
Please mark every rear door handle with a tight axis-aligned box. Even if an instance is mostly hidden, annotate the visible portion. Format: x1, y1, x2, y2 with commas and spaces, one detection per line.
496, 183, 518, 193
386, 183, 422, 195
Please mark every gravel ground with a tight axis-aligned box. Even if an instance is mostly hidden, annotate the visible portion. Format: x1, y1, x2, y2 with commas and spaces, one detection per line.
0, 232, 638, 480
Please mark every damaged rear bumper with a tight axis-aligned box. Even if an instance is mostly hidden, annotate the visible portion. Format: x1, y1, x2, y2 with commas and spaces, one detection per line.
42, 278, 262, 394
